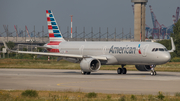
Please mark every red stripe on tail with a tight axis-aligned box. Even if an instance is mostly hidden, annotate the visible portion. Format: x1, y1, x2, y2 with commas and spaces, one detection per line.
48, 25, 52, 29
46, 10, 49, 13
47, 17, 50, 21
47, 41, 61, 45
49, 33, 54, 37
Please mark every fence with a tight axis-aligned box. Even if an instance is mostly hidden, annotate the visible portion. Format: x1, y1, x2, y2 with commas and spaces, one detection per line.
0, 26, 133, 43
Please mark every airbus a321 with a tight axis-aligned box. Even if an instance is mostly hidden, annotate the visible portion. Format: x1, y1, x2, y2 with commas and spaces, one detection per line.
3, 10, 175, 76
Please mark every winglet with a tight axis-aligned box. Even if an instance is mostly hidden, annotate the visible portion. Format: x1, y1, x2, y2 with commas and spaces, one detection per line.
2, 41, 17, 52
2, 41, 10, 50
168, 37, 176, 53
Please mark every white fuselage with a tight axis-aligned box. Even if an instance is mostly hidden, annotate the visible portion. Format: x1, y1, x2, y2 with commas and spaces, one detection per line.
46, 41, 171, 65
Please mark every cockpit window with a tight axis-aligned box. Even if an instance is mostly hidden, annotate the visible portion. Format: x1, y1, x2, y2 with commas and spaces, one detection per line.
159, 48, 164, 51
164, 48, 168, 51
152, 48, 155, 51
152, 48, 167, 52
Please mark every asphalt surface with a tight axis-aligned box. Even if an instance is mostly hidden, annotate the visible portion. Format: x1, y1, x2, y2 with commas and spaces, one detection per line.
0, 69, 180, 95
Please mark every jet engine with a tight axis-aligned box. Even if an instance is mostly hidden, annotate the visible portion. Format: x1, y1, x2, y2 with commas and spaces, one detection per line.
135, 65, 151, 71
80, 58, 101, 72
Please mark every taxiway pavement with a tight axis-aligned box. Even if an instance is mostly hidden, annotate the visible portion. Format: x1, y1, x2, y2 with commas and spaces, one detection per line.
0, 69, 180, 95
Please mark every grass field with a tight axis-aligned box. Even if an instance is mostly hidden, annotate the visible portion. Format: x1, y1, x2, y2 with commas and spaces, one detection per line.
0, 58, 180, 72
0, 90, 180, 101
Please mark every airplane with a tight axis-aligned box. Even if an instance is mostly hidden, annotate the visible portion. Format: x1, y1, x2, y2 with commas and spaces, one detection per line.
3, 10, 175, 76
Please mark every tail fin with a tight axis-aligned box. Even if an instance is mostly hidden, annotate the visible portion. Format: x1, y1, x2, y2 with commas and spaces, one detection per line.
46, 10, 66, 42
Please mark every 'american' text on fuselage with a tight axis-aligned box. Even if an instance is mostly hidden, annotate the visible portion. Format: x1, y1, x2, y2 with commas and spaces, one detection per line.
109, 45, 136, 54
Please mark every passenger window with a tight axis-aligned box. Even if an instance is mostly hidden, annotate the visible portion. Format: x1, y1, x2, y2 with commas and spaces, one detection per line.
155, 48, 158, 51
152, 48, 155, 51
159, 48, 164, 51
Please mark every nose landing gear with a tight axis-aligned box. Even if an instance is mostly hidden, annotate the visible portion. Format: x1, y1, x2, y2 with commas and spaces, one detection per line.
150, 65, 156, 76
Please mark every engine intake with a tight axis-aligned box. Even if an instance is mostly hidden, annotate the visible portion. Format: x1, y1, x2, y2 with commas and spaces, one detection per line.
80, 58, 101, 72
135, 65, 151, 71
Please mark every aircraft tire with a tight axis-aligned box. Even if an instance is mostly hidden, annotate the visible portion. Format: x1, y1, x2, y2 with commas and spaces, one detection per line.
117, 68, 122, 74
81, 70, 86, 75
150, 71, 154, 76
87, 72, 91, 75
154, 71, 156, 75
122, 68, 127, 74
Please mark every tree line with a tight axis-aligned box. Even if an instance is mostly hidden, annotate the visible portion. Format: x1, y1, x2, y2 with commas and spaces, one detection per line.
158, 19, 180, 59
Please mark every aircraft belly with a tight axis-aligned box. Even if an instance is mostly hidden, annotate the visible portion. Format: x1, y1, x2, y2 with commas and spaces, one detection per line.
83, 50, 102, 56
115, 54, 152, 65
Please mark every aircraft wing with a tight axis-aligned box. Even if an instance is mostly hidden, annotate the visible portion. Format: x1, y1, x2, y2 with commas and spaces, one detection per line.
18, 51, 107, 60
2, 41, 107, 60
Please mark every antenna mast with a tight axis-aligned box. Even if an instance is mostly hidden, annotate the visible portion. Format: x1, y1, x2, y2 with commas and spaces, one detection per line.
70, 15, 73, 38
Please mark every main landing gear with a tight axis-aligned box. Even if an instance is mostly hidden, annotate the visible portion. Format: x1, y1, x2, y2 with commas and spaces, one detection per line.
117, 65, 127, 74
150, 65, 156, 76
81, 70, 91, 75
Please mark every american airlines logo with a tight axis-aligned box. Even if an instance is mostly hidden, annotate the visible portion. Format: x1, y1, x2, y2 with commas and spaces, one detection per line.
138, 44, 142, 54
109, 45, 136, 54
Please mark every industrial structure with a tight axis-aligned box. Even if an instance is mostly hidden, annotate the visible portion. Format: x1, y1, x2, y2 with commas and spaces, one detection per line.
132, 5, 180, 39
148, 5, 174, 39
131, 0, 148, 41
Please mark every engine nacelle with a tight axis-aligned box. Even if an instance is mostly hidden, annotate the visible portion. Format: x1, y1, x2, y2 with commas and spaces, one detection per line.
80, 58, 101, 72
135, 65, 151, 71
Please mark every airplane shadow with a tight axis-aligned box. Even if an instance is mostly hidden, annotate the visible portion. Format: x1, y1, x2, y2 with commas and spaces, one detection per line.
54, 71, 180, 77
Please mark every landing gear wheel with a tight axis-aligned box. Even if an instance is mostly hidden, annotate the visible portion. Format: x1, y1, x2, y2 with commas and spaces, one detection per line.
150, 65, 156, 76
122, 68, 127, 74
87, 72, 91, 75
81, 70, 86, 75
117, 68, 122, 74
154, 71, 156, 75
150, 71, 156, 76
150, 72, 154, 76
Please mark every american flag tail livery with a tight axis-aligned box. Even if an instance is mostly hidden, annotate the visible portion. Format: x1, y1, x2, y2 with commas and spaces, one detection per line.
46, 10, 66, 45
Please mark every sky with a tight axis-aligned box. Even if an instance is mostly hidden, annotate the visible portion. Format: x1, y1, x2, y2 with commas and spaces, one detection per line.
0, 0, 179, 37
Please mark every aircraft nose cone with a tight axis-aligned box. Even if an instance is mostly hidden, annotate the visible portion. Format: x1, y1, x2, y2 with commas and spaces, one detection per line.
162, 53, 171, 62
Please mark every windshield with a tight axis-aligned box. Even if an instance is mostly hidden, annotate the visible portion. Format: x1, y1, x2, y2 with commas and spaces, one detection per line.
152, 48, 167, 52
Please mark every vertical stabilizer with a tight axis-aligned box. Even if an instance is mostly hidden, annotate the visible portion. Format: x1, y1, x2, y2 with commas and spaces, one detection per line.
46, 10, 66, 43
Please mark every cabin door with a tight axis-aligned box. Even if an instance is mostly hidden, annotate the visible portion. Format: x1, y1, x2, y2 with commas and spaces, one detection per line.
142, 44, 149, 57
102, 46, 107, 54
79, 45, 84, 55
